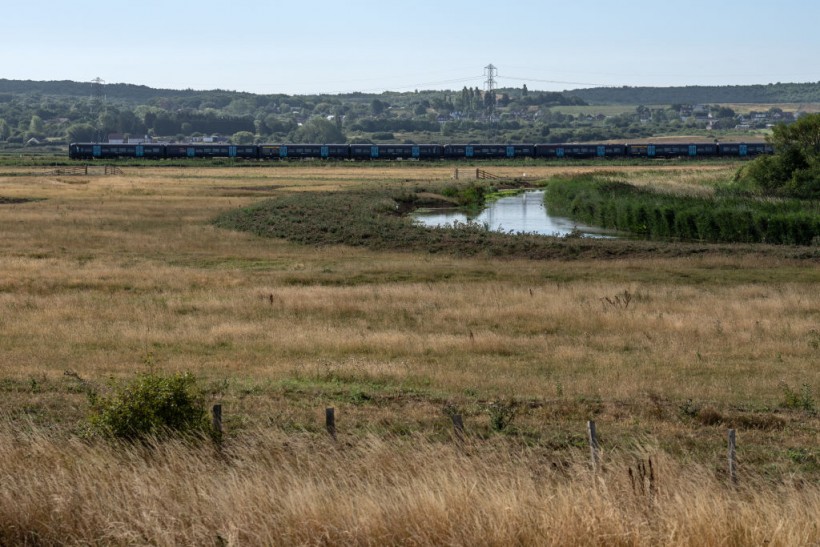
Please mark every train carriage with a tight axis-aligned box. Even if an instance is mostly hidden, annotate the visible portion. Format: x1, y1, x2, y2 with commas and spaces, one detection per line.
163, 144, 259, 158
651, 143, 718, 158
535, 144, 625, 159
69, 143, 164, 159
350, 144, 443, 160
626, 144, 652, 158
504, 144, 535, 158
274, 144, 348, 159
443, 144, 516, 159
688, 143, 718, 157
350, 144, 380, 160
718, 142, 774, 157
626, 143, 719, 158
411, 144, 443, 159
259, 144, 283, 159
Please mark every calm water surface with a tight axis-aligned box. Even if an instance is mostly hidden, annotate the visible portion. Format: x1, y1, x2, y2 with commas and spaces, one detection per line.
413, 190, 614, 237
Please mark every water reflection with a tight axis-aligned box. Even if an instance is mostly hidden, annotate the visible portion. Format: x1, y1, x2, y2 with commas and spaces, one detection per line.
413, 190, 613, 238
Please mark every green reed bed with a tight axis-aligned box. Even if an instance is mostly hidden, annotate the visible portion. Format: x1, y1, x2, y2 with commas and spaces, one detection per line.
545, 174, 820, 245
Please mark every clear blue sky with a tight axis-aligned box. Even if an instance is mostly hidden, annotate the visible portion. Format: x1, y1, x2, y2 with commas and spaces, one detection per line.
4, 0, 818, 95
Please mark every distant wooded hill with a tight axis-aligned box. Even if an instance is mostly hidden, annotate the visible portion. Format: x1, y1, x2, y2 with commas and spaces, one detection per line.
8, 79, 820, 106
565, 83, 820, 105
0, 79, 257, 103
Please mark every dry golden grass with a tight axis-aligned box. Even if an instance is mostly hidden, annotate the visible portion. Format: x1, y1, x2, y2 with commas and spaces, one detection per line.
0, 423, 817, 546
0, 163, 818, 544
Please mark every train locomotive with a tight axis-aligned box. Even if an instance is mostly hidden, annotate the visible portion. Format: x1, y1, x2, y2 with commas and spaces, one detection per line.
68, 141, 773, 161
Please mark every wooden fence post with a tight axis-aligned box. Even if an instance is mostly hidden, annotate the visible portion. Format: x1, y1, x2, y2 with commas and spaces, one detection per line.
212, 404, 223, 436
326, 407, 337, 441
728, 429, 737, 485
452, 414, 464, 445
587, 420, 601, 471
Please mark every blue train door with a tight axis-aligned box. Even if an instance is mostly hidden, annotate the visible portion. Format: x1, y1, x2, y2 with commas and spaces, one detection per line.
280, 146, 288, 158
647, 145, 656, 157
412, 146, 420, 158
506, 146, 515, 158
229, 146, 237, 158
187, 147, 195, 158
688, 145, 697, 157
556, 147, 564, 158
370, 146, 379, 159
92, 145, 101, 158
739, 144, 748, 156
321, 146, 329, 159
465, 146, 474, 158
596, 145, 606, 157
135, 145, 144, 158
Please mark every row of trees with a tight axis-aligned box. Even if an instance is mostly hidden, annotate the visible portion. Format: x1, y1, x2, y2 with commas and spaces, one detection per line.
0, 80, 800, 147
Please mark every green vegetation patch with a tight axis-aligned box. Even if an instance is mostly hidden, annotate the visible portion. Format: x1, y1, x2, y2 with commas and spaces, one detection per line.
215, 183, 820, 259
545, 174, 820, 245
0, 196, 40, 204
214, 182, 818, 260
85, 370, 211, 441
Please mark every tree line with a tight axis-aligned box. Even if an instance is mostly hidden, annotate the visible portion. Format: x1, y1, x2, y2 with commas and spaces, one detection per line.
567, 82, 820, 105
0, 79, 812, 146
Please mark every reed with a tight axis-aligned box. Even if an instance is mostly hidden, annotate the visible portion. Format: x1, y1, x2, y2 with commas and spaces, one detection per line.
545, 173, 820, 244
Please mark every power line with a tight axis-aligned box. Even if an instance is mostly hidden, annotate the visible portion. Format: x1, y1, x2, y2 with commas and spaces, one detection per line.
349, 75, 485, 94
502, 75, 607, 88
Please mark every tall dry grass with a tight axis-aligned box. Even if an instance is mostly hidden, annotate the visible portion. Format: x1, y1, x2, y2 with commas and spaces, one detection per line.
0, 422, 817, 546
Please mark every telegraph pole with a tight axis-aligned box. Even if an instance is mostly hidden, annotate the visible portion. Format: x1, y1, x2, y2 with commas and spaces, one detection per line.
90, 77, 105, 143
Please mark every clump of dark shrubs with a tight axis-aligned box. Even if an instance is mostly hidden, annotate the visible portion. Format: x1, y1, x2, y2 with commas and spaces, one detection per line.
87, 370, 210, 441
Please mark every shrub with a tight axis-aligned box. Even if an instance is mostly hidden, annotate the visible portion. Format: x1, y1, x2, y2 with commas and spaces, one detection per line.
486, 399, 518, 432
88, 371, 209, 441
779, 381, 816, 413
733, 114, 820, 199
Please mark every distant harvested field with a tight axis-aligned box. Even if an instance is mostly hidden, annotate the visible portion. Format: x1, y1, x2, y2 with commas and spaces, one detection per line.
717, 102, 820, 114
0, 162, 817, 545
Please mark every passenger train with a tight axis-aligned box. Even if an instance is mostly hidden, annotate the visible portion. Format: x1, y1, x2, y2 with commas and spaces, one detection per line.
68, 141, 773, 161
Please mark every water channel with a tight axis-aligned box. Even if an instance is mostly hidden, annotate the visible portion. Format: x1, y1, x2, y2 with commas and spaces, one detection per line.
413, 190, 615, 238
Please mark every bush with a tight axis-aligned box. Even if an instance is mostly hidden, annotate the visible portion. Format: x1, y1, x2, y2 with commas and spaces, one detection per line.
88, 371, 209, 441
733, 114, 820, 199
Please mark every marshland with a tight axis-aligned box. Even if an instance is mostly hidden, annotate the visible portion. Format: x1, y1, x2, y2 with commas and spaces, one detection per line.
0, 161, 817, 545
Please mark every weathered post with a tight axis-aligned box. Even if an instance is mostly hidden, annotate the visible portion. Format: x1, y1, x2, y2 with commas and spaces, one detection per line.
326, 407, 337, 441
452, 414, 465, 445
212, 404, 223, 437
587, 420, 601, 471
728, 429, 737, 485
